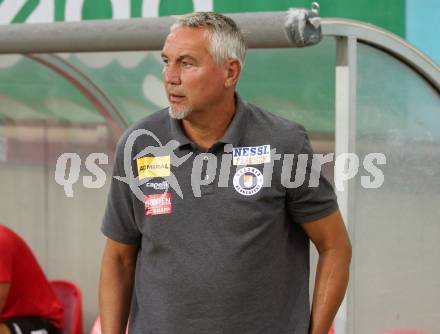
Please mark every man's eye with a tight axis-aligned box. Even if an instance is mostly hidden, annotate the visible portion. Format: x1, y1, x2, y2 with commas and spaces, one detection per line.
182, 62, 193, 68
162, 59, 169, 66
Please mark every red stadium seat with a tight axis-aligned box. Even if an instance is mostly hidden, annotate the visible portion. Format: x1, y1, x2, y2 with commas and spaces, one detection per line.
50, 280, 83, 334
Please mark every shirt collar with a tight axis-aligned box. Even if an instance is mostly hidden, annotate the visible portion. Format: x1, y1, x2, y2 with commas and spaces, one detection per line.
217, 93, 248, 147
169, 110, 192, 148
168, 92, 248, 149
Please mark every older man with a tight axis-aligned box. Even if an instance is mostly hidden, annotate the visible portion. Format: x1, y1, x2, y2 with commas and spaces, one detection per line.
100, 12, 351, 334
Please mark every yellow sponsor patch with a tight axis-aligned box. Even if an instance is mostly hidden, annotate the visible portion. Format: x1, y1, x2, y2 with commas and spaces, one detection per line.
137, 156, 170, 179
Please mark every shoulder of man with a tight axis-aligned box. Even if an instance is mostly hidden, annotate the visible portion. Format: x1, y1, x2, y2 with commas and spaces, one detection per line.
244, 101, 309, 154
119, 107, 169, 142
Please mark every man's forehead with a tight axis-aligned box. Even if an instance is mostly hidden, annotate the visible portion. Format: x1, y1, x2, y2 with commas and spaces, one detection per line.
162, 27, 210, 54
168, 26, 208, 38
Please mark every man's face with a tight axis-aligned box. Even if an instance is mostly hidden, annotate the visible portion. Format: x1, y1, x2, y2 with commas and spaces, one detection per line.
161, 27, 227, 119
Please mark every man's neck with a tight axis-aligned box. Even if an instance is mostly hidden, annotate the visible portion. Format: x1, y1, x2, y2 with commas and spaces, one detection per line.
181, 94, 236, 152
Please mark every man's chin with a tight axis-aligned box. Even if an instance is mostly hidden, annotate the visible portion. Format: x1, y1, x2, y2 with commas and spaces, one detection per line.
169, 106, 192, 120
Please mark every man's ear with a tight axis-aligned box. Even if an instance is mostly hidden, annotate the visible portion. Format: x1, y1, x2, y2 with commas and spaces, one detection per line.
224, 59, 241, 88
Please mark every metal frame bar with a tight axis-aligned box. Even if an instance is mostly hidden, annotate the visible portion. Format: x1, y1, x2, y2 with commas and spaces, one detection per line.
0, 14, 438, 89
334, 35, 357, 334
28, 54, 128, 131
321, 18, 440, 92
0, 12, 293, 53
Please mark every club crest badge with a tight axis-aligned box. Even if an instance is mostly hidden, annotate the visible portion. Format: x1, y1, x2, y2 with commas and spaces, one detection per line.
233, 167, 264, 196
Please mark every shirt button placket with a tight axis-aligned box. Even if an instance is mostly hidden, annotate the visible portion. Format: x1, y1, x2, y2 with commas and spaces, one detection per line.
201, 154, 214, 195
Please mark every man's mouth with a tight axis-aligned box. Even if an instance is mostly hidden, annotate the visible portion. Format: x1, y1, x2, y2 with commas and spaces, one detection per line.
169, 94, 185, 103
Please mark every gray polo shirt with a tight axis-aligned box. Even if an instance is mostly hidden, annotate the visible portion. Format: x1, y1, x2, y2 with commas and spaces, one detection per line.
102, 94, 338, 334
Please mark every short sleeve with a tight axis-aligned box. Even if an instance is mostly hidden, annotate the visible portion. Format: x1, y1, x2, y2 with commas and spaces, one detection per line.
101, 136, 142, 245
0, 235, 13, 282
285, 129, 339, 224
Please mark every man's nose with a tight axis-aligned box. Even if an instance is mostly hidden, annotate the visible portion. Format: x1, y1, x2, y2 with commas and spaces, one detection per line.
163, 64, 181, 85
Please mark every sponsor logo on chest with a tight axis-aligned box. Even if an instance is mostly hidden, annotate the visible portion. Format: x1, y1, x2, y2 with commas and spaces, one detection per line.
144, 193, 172, 216
144, 181, 169, 190
137, 156, 170, 179
232, 145, 270, 166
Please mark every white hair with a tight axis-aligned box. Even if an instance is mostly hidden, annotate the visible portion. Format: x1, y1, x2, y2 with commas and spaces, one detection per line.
170, 12, 247, 68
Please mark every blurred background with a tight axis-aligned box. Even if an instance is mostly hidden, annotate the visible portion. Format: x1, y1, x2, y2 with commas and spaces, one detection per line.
0, 1, 439, 333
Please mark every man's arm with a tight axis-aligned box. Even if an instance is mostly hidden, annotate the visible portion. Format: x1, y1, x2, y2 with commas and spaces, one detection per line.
99, 238, 139, 334
301, 209, 352, 334
0, 282, 10, 314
